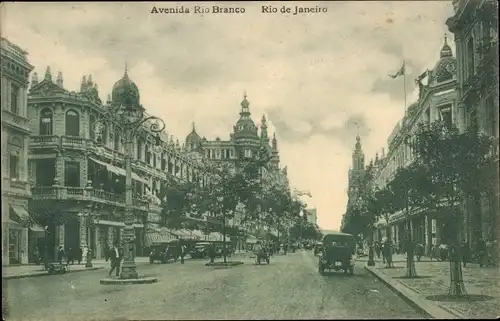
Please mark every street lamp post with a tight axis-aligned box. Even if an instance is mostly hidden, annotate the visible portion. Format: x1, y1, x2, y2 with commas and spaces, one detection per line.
94, 102, 165, 280
404, 135, 417, 278
78, 208, 93, 268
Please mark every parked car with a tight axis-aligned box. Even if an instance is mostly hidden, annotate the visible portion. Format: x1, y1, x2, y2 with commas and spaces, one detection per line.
318, 232, 356, 276
190, 242, 211, 259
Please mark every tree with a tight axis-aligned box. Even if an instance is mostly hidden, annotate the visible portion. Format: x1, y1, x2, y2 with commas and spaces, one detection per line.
403, 121, 494, 296
159, 179, 198, 230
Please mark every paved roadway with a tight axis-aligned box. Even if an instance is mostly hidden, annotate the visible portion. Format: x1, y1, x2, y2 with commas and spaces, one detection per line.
4, 251, 424, 320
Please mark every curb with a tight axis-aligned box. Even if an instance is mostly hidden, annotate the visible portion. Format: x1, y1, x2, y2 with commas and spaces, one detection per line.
3, 267, 104, 280
364, 265, 463, 319
100, 276, 158, 285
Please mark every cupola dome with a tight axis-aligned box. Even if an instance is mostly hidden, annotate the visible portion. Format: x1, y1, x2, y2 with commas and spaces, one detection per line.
111, 64, 140, 106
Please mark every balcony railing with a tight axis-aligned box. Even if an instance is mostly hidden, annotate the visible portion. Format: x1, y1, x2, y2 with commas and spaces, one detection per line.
61, 136, 87, 148
30, 135, 60, 147
31, 185, 148, 211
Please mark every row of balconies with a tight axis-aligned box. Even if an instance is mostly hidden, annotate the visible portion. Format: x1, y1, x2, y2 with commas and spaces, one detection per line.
31, 185, 149, 211
29, 135, 197, 181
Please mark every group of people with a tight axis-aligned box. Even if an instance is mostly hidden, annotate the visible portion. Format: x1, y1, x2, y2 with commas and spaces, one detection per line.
373, 237, 498, 268
36, 245, 90, 266
430, 238, 499, 267
373, 239, 394, 268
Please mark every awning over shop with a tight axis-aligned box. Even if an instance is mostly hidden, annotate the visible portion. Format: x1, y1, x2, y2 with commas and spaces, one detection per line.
89, 157, 148, 184
29, 224, 46, 235
95, 220, 144, 228
10, 205, 30, 222
145, 228, 177, 246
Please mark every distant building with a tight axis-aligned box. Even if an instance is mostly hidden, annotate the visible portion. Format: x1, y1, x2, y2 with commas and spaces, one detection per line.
340, 134, 366, 233
1, 38, 34, 265
184, 94, 290, 239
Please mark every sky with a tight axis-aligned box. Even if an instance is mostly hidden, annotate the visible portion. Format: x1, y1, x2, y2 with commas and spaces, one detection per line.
2, 1, 455, 230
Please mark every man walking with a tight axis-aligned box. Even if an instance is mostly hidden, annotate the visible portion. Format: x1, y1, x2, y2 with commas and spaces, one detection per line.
109, 243, 122, 277
180, 243, 187, 264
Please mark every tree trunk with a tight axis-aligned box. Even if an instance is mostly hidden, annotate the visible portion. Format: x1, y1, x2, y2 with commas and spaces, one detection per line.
448, 209, 467, 296
222, 211, 227, 264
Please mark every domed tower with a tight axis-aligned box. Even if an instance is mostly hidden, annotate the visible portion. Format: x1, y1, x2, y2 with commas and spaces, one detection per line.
432, 34, 457, 83
233, 93, 259, 160
233, 93, 258, 140
185, 122, 202, 152
111, 64, 141, 107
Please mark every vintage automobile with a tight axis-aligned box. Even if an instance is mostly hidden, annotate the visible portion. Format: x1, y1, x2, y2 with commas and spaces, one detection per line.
314, 241, 323, 256
318, 232, 356, 276
190, 242, 211, 259
149, 241, 180, 264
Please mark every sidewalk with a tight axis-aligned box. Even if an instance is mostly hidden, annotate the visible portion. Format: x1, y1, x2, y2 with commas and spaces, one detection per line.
2, 257, 151, 280
364, 254, 500, 319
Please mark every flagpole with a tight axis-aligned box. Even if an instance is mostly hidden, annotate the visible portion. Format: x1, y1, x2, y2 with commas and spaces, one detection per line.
403, 59, 407, 117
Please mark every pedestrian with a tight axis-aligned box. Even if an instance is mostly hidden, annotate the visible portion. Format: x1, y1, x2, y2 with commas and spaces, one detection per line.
430, 244, 437, 261
439, 243, 448, 261
209, 243, 216, 263
104, 245, 110, 262
77, 246, 83, 264
57, 246, 65, 265
375, 242, 381, 259
67, 247, 74, 265
460, 239, 470, 267
33, 247, 40, 265
415, 243, 424, 261
476, 238, 486, 267
491, 240, 498, 267
180, 243, 187, 264
108, 243, 122, 277
383, 240, 393, 268
82, 245, 88, 264
485, 239, 493, 267
283, 243, 288, 255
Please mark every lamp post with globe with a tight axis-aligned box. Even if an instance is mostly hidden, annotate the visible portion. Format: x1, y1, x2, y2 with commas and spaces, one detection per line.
95, 67, 164, 282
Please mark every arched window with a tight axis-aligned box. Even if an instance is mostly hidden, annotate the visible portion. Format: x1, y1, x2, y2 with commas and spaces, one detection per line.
39, 108, 53, 135
65, 110, 80, 136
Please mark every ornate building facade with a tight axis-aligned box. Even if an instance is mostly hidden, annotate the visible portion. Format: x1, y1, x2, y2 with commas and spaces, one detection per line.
27, 67, 207, 261
184, 94, 290, 238
1, 38, 35, 265
446, 0, 499, 243
371, 36, 460, 254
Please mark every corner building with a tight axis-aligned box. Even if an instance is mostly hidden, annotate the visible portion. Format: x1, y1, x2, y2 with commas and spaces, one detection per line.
1, 38, 35, 265
27, 67, 206, 261
371, 37, 460, 255
446, 0, 499, 244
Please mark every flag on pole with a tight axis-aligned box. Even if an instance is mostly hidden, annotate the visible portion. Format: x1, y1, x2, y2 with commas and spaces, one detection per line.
389, 61, 406, 79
